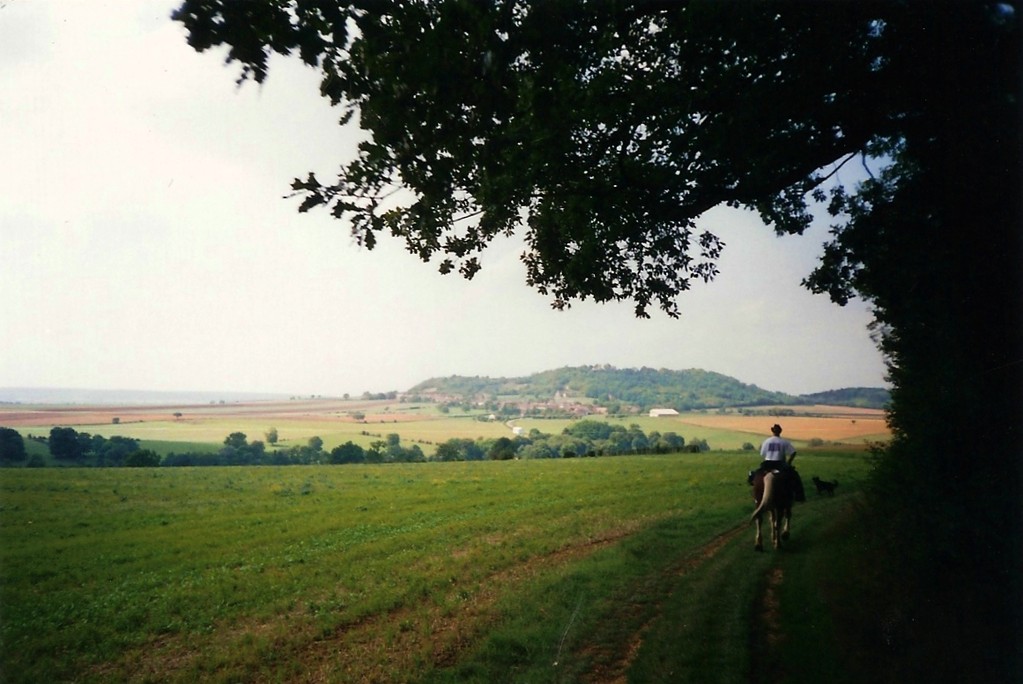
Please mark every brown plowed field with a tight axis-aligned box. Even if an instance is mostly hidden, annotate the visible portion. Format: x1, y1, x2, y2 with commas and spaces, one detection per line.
677, 407, 888, 442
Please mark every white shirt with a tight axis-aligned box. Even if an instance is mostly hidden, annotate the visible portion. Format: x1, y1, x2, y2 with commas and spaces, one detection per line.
760, 435, 795, 462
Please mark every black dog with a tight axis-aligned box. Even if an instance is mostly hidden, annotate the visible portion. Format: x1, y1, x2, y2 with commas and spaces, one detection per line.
811, 476, 838, 496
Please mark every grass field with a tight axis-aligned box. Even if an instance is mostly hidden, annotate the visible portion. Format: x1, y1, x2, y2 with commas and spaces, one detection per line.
0, 450, 874, 683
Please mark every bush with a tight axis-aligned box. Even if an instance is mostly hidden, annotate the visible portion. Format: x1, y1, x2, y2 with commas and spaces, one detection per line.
0, 427, 27, 463
124, 449, 161, 467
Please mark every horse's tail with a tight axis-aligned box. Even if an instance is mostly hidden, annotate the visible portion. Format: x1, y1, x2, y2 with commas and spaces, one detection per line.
750, 471, 774, 523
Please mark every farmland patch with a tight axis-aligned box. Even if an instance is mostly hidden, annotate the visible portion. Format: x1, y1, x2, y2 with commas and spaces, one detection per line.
671, 410, 889, 444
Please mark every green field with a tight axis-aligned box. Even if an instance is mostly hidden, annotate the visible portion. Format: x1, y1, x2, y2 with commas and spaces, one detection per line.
0, 451, 873, 683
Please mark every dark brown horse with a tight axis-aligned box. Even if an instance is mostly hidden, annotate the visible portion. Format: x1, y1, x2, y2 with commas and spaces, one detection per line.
750, 470, 794, 551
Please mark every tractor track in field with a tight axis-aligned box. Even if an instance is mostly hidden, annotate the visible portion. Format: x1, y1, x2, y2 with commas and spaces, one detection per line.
577, 522, 748, 684
748, 566, 787, 684
99, 522, 646, 684
90, 518, 767, 683
296, 524, 641, 683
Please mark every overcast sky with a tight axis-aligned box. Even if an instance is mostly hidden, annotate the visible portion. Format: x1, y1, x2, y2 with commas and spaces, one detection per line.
0, 0, 888, 397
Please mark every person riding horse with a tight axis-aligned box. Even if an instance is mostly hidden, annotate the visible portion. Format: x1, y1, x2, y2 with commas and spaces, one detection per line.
751, 424, 805, 502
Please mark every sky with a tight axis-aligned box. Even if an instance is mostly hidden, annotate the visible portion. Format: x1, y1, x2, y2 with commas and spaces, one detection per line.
0, 0, 888, 398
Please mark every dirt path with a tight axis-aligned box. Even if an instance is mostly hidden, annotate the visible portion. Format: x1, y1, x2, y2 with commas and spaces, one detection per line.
574, 505, 847, 684
748, 566, 786, 684
578, 523, 749, 683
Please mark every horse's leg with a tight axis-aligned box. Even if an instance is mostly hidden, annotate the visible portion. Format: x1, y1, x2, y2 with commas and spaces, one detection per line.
769, 509, 781, 548
781, 508, 791, 541
753, 514, 763, 551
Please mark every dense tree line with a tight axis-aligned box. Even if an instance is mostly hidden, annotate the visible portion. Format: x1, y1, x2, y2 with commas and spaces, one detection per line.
799, 387, 891, 409
2, 422, 704, 468
29, 427, 160, 467
162, 432, 429, 467
327, 433, 426, 464
432, 420, 704, 462
163, 432, 328, 467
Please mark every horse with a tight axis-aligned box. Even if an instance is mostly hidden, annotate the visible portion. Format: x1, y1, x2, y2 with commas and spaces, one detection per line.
750, 469, 794, 551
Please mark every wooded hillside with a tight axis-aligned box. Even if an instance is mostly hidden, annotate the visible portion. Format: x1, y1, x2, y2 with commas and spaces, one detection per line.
409, 366, 889, 411
800, 387, 891, 409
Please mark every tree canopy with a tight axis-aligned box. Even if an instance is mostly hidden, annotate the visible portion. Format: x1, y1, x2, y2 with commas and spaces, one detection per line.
174, 1, 1016, 304
172, 0, 1012, 303
174, 2, 1020, 677
0, 427, 27, 463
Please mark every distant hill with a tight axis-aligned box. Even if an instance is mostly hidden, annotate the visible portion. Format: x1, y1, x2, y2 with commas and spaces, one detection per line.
410, 365, 793, 411
410, 366, 889, 412
2, 372, 889, 411
798, 387, 890, 410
